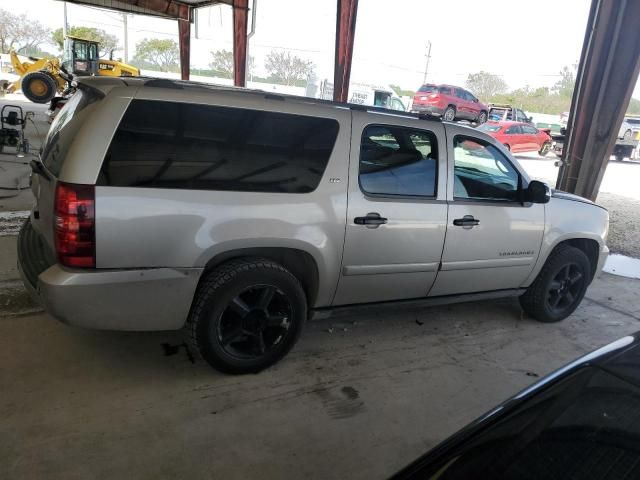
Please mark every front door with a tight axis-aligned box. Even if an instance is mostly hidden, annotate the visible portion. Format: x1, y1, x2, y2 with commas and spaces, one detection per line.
430, 129, 545, 296
333, 111, 448, 305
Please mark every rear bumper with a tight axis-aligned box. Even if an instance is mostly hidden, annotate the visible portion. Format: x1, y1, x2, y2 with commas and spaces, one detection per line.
411, 104, 443, 116
18, 219, 202, 331
35, 265, 202, 331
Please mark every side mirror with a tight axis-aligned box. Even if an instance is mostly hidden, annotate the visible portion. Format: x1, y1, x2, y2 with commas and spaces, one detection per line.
524, 180, 550, 204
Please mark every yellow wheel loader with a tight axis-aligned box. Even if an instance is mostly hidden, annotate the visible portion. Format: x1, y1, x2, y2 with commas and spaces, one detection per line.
2, 36, 139, 104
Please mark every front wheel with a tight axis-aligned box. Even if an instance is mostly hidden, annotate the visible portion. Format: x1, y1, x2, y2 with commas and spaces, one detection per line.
623, 129, 632, 140
520, 245, 590, 323
186, 258, 307, 374
21, 71, 58, 104
538, 142, 551, 156
476, 111, 487, 124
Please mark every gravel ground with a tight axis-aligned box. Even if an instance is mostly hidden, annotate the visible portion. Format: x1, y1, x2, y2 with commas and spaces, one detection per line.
597, 192, 640, 258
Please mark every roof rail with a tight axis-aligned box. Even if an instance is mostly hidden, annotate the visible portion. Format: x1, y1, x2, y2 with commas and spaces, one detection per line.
140, 76, 441, 121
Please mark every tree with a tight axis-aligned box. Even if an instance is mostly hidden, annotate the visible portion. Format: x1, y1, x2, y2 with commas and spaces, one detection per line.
52, 26, 119, 55
264, 50, 314, 86
0, 8, 50, 54
465, 71, 508, 102
209, 49, 254, 79
209, 49, 233, 78
553, 65, 576, 98
132, 38, 179, 72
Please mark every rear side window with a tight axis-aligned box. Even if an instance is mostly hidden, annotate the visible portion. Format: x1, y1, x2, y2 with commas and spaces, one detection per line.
41, 89, 99, 176
439, 87, 452, 95
359, 124, 438, 197
99, 100, 339, 193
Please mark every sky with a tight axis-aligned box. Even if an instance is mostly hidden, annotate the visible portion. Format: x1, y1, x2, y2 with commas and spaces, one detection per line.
11, 0, 640, 98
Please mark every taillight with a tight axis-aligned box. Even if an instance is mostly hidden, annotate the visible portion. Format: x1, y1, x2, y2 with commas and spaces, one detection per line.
55, 182, 95, 268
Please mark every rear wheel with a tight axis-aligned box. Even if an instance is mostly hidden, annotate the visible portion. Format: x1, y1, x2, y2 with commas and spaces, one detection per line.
186, 258, 307, 374
538, 142, 551, 156
504, 144, 511, 151
443, 106, 456, 122
21, 71, 58, 104
520, 245, 590, 323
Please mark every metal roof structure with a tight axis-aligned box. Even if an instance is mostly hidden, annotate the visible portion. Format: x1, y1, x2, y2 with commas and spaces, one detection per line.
54, 0, 640, 198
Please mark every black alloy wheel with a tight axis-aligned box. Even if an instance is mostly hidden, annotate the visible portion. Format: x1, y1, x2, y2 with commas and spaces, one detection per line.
545, 263, 584, 316
217, 284, 292, 360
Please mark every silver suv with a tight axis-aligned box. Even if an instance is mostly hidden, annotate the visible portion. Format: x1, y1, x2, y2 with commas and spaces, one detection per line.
19, 77, 609, 374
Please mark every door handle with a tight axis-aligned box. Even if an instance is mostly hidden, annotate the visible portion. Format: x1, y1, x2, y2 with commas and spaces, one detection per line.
453, 215, 480, 227
354, 212, 388, 228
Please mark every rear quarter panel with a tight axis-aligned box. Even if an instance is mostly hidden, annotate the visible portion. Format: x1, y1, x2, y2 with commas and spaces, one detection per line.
95, 88, 352, 308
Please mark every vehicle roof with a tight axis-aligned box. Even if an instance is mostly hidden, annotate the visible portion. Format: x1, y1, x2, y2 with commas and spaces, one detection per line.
77, 76, 437, 122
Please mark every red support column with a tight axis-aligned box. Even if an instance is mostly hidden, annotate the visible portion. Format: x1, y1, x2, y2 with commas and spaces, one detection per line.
178, 17, 191, 81
333, 0, 358, 102
233, 0, 249, 87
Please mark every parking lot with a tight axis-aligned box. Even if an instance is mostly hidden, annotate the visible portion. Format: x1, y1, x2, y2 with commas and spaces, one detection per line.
1, 93, 640, 478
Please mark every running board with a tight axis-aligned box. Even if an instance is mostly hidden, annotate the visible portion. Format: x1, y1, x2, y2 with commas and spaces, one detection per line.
310, 288, 526, 320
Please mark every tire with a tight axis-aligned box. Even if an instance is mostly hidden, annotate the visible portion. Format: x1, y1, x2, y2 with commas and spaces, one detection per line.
623, 129, 632, 141
504, 144, 511, 151
615, 154, 624, 162
443, 106, 456, 122
21, 71, 58, 104
476, 111, 487, 124
519, 244, 591, 323
538, 142, 551, 156
186, 257, 307, 374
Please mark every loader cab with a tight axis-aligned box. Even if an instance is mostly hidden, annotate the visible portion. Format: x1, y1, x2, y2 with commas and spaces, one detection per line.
62, 37, 99, 76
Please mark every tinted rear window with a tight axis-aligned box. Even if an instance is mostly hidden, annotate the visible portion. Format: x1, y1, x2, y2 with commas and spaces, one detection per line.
41, 89, 99, 176
99, 100, 339, 193
418, 84, 437, 93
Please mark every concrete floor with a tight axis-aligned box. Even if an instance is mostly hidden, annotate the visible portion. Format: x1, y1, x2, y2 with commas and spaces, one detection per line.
1, 224, 639, 478
1, 96, 640, 478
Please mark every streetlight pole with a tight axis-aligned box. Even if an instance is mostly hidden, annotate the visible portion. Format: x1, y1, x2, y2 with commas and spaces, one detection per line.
422, 41, 432, 85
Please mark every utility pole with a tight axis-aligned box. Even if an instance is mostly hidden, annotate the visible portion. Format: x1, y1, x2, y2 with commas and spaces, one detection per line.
62, 2, 68, 39
122, 13, 129, 63
422, 41, 432, 85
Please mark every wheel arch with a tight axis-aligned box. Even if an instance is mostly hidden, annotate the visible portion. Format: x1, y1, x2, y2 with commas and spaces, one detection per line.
199, 247, 320, 307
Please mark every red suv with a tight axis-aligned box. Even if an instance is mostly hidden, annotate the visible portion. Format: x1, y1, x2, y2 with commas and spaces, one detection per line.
411, 84, 489, 124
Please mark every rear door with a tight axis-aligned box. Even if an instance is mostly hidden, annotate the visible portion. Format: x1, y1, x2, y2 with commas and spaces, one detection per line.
454, 88, 470, 119
32, 89, 103, 250
504, 124, 524, 152
430, 125, 544, 296
521, 124, 541, 151
334, 111, 447, 305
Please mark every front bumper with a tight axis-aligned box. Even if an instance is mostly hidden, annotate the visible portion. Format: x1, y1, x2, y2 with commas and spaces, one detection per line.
597, 245, 610, 277
18, 219, 202, 331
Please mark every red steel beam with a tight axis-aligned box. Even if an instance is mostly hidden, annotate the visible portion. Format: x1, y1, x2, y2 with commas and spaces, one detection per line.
333, 0, 358, 103
233, 0, 249, 87
178, 18, 191, 80
557, 0, 640, 200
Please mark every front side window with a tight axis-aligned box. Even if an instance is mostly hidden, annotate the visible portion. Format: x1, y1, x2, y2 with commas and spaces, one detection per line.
455, 88, 466, 99
522, 125, 538, 134
99, 100, 339, 193
359, 125, 438, 197
453, 136, 520, 202
516, 109, 528, 122
390, 98, 405, 111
